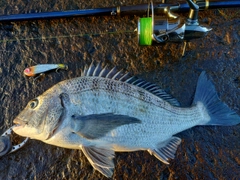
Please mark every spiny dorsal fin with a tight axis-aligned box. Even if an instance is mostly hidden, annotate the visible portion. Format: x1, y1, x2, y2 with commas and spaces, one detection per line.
82, 62, 180, 106
99, 65, 110, 77
93, 62, 102, 76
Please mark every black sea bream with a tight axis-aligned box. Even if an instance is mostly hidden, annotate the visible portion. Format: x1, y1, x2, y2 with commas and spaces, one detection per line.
13, 63, 240, 177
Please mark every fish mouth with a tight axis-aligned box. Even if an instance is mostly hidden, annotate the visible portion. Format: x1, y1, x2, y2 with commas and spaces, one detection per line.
13, 118, 27, 131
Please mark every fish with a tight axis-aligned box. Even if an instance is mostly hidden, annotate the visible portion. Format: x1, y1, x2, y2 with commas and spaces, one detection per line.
13, 62, 240, 177
24, 64, 68, 77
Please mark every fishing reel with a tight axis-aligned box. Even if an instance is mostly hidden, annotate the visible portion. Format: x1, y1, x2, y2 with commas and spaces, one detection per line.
138, 0, 212, 55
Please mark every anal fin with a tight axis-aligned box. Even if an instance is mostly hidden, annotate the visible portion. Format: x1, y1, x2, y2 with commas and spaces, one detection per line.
148, 137, 181, 164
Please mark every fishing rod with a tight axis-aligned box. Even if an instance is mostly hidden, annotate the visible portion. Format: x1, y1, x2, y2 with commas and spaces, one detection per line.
0, 0, 240, 55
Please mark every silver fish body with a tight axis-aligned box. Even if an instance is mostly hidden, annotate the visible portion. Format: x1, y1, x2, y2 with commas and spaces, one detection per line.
13, 63, 240, 177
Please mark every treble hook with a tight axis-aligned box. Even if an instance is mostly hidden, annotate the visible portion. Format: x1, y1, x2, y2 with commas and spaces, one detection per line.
0, 125, 29, 157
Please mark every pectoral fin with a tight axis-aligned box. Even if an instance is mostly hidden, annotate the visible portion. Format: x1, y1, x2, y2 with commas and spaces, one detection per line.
81, 146, 115, 177
71, 113, 141, 139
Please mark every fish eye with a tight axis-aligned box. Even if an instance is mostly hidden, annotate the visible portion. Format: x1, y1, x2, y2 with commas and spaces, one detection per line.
29, 99, 39, 109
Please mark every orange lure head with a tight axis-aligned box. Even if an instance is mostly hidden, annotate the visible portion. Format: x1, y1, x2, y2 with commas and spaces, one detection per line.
24, 67, 35, 76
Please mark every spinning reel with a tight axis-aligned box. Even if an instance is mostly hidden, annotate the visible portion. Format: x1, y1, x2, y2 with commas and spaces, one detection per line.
138, 0, 212, 55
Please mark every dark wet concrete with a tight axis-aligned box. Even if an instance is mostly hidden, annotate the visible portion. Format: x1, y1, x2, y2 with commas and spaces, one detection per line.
0, 0, 240, 179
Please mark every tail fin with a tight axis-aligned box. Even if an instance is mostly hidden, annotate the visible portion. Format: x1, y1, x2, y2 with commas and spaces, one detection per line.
193, 71, 240, 126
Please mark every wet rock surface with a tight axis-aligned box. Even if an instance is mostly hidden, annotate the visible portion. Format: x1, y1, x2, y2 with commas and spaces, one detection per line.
0, 0, 240, 179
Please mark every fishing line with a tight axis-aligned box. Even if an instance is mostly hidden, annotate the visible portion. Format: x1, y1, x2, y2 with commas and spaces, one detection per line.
217, 9, 240, 20
0, 30, 135, 44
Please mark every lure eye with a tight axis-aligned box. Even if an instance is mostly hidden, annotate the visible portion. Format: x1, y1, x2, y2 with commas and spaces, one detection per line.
24, 68, 30, 73
24, 68, 31, 75
29, 99, 39, 109
24, 67, 35, 76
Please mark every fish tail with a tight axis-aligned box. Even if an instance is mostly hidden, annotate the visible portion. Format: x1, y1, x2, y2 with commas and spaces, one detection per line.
193, 71, 240, 126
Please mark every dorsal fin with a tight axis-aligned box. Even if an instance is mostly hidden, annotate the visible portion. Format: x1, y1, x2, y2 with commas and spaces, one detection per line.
93, 62, 102, 76
106, 67, 118, 79
82, 62, 180, 106
87, 62, 95, 76
99, 65, 110, 77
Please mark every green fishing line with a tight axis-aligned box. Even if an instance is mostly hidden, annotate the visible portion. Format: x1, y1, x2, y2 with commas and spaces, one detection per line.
139, 17, 153, 46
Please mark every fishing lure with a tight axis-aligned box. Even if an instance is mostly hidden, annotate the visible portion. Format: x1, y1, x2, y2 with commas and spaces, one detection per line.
0, 125, 29, 157
24, 64, 68, 77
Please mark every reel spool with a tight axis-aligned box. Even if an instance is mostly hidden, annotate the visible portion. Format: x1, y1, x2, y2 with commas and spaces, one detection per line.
138, 0, 211, 46
138, 1, 185, 45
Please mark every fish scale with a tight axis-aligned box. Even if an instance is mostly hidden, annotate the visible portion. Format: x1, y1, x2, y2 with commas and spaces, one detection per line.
13, 63, 240, 178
